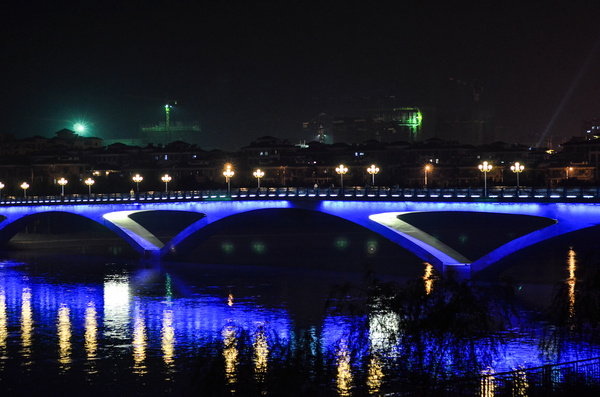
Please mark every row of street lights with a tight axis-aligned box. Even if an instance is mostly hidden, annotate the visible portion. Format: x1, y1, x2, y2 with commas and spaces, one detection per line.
479, 161, 525, 197
5, 162, 583, 198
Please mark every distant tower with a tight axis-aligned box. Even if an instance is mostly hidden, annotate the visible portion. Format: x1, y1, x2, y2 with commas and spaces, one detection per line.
165, 100, 178, 130
317, 124, 326, 143
139, 99, 201, 145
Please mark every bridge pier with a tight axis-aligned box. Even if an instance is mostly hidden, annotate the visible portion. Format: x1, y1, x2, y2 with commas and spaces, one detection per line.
443, 263, 471, 281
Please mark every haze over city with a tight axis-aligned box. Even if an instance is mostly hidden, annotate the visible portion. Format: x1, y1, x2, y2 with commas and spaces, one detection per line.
2, 1, 600, 150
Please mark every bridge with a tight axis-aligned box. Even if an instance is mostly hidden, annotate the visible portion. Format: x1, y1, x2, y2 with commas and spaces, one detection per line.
2, 186, 600, 278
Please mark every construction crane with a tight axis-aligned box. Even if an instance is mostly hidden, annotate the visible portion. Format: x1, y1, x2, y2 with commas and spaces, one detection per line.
131, 95, 178, 129
164, 99, 178, 130
303, 113, 330, 143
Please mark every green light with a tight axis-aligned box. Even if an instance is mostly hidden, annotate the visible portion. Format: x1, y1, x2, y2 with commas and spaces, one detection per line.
335, 237, 349, 250
221, 241, 234, 254
252, 241, 266, 254
73, 122, 86, 133
165, 273, 173, 300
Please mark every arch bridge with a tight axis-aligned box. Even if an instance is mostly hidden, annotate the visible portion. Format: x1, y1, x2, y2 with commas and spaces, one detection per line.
2, 186, 600, 278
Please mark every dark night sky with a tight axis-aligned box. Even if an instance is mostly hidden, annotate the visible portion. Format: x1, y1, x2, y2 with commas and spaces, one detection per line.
2, 1, 600, 150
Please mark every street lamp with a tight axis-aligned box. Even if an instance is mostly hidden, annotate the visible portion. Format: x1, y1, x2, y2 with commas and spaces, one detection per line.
566, 166, 573, 179
335, 164, 348, 190
0, 182, 4, 199
253, 169, 264, 188
85, 177, 95, 194
510, 162, 524, 190
21, 182, 29, 197
161, 174, 172, 192
424, 165, 432, 187
58, 177, 68, 196
223, 164, 234, 195
132, 174, 143, 192
478, 161, 492, 197
366, 164, 379, 185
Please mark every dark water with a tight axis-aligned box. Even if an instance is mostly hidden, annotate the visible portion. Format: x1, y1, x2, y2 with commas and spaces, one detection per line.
1, 210, 600, 395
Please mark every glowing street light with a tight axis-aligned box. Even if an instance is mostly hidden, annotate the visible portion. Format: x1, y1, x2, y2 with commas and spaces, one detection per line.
424, 165, 432, 187
161, 174, 172, 192
0, 182, 4, 198
510, 162, 525, 189
335, 164, 348, 190
566, 166, 573, 179
478, 161, 492, 197
223, 164, 234, 195
253, 169, 264, 188
132, 174, 143, 192
367, 164, 379, 185
85, 177, 95, 194
21, 182, 29, 197
73, 122, 86, 134
58, 177, 68, 196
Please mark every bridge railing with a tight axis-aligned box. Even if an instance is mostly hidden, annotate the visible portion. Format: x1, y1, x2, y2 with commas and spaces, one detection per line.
2, 186, 600, 205
440, 356, 600, 396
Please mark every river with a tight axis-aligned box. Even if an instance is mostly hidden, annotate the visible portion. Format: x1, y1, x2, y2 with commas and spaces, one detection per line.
0, 210, 599, 395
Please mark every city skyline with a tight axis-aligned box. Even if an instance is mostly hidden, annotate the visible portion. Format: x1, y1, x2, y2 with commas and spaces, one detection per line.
2, 1, 600, 150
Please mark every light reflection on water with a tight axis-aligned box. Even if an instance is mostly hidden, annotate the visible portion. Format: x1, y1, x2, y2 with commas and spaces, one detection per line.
57, 304, 71, 370
0, 287, 6, 353
222, 324, 238, 392
132, 299, 146, 374
567, 247, 577, 319
336, 340, 353, 396
84, 302, 98, 374
0, 253, 596, 395
20, 287, 33, 367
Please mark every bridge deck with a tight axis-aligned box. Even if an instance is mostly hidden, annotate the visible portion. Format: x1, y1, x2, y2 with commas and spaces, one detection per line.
2, 186, 600, 206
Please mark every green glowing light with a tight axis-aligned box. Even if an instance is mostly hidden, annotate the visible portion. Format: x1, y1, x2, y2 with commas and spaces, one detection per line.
221, 241, 234, 254
165, 273, 173, 300
335, 237, 349, 250
73, 122, 86, 133
252, 241, 266, 254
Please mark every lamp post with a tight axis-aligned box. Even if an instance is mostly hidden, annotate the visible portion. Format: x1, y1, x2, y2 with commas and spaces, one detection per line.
21, 182, 29, 197
478, 161, 492, 197
424, 165, 431, 187
510, 162, 524, 190
223, 164, 234, 195
335, 164, 348, 190
253, 169, 264, 188
85, 178, 95, 194
367, 164, 379, 185
0, 182, 4, 199
58, 177, 68, 196
161, 174, 172, 192
132, 174, 143, 192
566, 166, 573, 179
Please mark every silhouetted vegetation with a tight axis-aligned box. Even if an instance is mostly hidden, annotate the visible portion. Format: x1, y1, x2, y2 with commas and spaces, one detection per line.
187, 272, 519, 395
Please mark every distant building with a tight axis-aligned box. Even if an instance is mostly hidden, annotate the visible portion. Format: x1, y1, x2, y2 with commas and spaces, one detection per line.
139, 121, 202, 146
329, 107, 425, 144
583, 117, 600, 139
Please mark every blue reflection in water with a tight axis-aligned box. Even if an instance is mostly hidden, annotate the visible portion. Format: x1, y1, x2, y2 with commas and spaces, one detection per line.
0, 255, 596, 394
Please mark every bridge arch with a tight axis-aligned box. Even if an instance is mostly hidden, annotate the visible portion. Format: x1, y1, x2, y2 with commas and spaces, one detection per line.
1, 200, 600, 278
0, 211, 110, 243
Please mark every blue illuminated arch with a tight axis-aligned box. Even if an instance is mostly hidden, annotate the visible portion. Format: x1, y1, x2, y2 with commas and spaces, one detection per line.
0, 200, 599, 277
